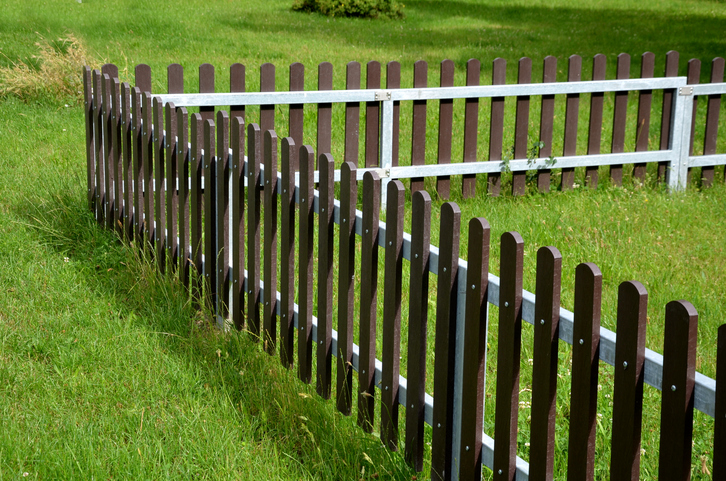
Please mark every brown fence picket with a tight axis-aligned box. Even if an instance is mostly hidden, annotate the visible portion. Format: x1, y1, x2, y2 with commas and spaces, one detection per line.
83, 67, 95, 212
702, 57, 725, 187
247, 123, 262, 337
132, 87, 144, 241
659, 51, 679, 182
298, 145, 315, 383
610, 281, 648, 481
165, 102, 179, 271
459, 218, 491, 481
199, 64, 215, 123
263, 129, 278, 353
111, 78, 123, 234
153, 97, 167, 272
405, 190, 432, 472
437, 60, 454, 199
512, 58, 532, 196
714, 324, 726, 480
231, 116, 245, 330
317, 62, 333, 164
317, 152, 335, 399
611, 53, 630, 186
529, 246, 563, 480
488, 58, 506, 197
687, 59, 701, 166
135, 64, 151, 94
387, 61, 401, 167
538, 56, 557, 193
493, 231, 523, 481
178, 108, 191, 289
93, 70, 102, 222
658, 300, 698, 481
260, 63, 275, 138
280, 137, 296, 366
345, 62, 361, 168
431, 202, 461, 481
562, 55, 581, 191
121, 83, 133, 240
142, 92, 154, 246
289, 63, 304, 154
633, 52, 655, 183
463, 59, 480, 199
337, 161, 357, 415
102, 74, 113, 229
410, 60, 428, 193
567, 262, 602, 481
381, 180, 405, 451
203, 118, 216, 309
190, 113, 204, 302
168, 63, 183, 95
365, 61, 381, 168
586, 54, 606, 188
230, 63, 246, 124
358, 171, 380, 432
216, 111, 230, 318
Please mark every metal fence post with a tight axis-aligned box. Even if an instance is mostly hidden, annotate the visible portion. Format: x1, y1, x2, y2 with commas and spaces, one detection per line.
380, 97, 394, 208
667, 80, 693, 191
451, 264, 468, 480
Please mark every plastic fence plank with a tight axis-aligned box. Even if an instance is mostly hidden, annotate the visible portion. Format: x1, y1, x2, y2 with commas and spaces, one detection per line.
230, 63, 246, 123
633, 52, 655, 182
659, 51, 679, 182
298, 145, 315, 383
165, 101, 179, 271
135, 64, 151, 94
217, 111, 230, 319
142, 92, 154, 245
512, 58, 531, 196
317, 153, 335, 399
702, 57, 724, 187
586, 54, 606, 188
178, 108, 191, 289
167, 63, 183, 95
132, 87, 144, 241
410, 60, 428, 194
365, 61, 381, 168
562, 55, 580, 191
317, 62, 333, 164
153, 97, 167, 273
538, 56, 556, 193
289, 63, 304, 157
280, 137, 296, 365
102, 74, 113, 229
611, 53, 631, 186
463, 59, 480, 199
203, 118, 216, 310
199, 63, 215, 123
437, 59, 454, 199
344, 62, 361, 169
488, 58, 505, 197
714, 324, 726, 480
263, 129, 278, 353
387, 62, 401, 167
121, 83, 133, 241
83, 67, 95, 212
459, 219, 491, 481
230, 116, 245, 330
190, 113, 204, 305
246, 123, 262, 338
111, 78, 123, 234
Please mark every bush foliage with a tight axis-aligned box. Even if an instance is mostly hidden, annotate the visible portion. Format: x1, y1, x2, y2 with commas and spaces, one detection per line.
292, 0, 404, 19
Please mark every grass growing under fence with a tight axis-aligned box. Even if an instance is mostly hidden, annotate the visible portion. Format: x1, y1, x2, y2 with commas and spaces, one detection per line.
1, 0, 726, 478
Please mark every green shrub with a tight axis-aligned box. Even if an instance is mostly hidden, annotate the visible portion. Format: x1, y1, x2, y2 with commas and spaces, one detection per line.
292, 0, 404, 19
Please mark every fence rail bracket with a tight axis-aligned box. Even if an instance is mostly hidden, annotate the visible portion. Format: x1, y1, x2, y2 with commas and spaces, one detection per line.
679, 86, 694, 96
375, 90, 392, 101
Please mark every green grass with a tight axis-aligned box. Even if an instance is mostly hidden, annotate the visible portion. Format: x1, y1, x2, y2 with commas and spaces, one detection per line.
1, 0, 725, 479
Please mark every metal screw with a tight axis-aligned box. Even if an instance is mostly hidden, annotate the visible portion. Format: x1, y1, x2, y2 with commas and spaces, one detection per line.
437, 423, 441, 428
321, 208, 325, 212
623, 361, 628, 369
300, 327, 304, 331
385, 386, 389, 391
465, 446, 469, 451
362, 370, 365, 374
282, 314, 285, 318
504, 301, 509, 307
471, 284, 475, 290
320, 340, 323, 345
415, 253, 418, 258
498, 470, 503, 475
410, 404, 414, 408
579, 339, 584, 345
302, 198, 305, 203
389, 241, 392, 246
671, 385, 677, 391
540, 319, 545, 325
365, 229, 369, 234
443, 267, 447, 272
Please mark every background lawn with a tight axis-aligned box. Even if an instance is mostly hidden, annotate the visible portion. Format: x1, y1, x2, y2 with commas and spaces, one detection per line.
1, 0, 725, 479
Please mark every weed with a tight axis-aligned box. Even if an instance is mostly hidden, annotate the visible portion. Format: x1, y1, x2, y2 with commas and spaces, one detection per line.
292, 0, 404, 19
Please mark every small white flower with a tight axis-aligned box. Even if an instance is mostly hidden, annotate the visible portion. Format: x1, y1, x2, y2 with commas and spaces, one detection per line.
64, 257, 70, 263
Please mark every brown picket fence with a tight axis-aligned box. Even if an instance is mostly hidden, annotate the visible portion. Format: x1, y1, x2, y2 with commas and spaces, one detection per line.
82, 53, 725, 480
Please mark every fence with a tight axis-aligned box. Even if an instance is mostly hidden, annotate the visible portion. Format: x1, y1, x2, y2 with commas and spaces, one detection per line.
82, 52, 725, 480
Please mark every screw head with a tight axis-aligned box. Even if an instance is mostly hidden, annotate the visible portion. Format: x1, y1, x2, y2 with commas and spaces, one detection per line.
466, 446, 470, 451
443, 267, 447, 272
504, 301, 509, 307
579, 339, 584, 345
623, 361, 628, 369
498, 469, 503, 475
437, 423, 441, 428
671, 385, 677, 391
540, 319, 545, 325
471, 284, 475, 290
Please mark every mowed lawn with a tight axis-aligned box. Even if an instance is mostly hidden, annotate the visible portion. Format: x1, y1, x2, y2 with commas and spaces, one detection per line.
1, 0, 725, 479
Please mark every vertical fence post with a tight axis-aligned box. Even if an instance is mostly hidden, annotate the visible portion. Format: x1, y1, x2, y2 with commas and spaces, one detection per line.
512, 58, 531, 196
230, 63, 246, 125
178, 107, 191, 290
493, 231, 523, 481
83, 67, 95, 213
337, 161, 357, 415
203, 118, 216, 310
410, 60, 428, 194
529, 246, 563, 480
667, 77, 692, 192
280, 137, 296, 366
538, 56, 557, 193
702, 57, 725, 187
358, 171, 380, 432
610, 281, 648, 480
567, 262, 602, 481
190, 113, 204, 305
230, 115, 245, 330
714, 324, 726, 480
633, 52, 655, 183
431, 202, 461, 481
611, 53, 631, 187
344, 62, 361, 168
142, 92, 154, 247
111, 78, 123, 234
586, 54, 606, 188
380, 97, 394, 208
317, 62, 333, 165
365, 61, 381, 169
199, 64, 215, 123
317, 153, 335, 399
437, 59, 454, 199
459, 219, 491, 481
217, 111, 230, 323
659, 51, 679, 182
381, 180, 405, 451
93, 69, 103, 224
153, 97, 167, 272
263, 129, 278, 351
289, 63, 304, 153
686, 59, 701, 187
658, 300, 698, 481
488, 58, 506, 197
298, 145, 315, 383
165, 101, 179, 272
246, 123, 262, 337
131, 87, 144, 241
406, 190, 431, 472
463, 59, 480, 199
102, 74, 113, 229
562, 55, 581, 191
121, 83, 133, 241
